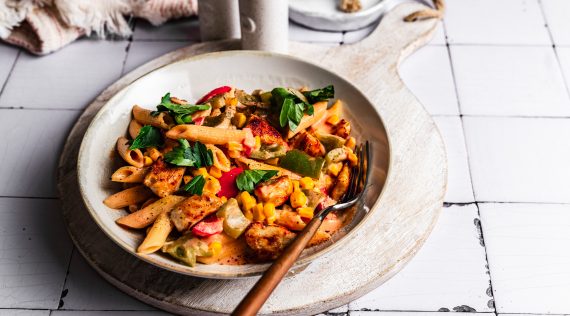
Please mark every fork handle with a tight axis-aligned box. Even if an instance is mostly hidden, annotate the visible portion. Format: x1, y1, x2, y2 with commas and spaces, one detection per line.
232, 217, 323, 316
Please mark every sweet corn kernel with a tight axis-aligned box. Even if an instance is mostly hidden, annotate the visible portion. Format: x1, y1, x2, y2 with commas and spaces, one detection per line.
326, 114, 341, 125
210, 241, 222, 255
327, 162, 343, 177
292, 180, 300, 191
347, 151, 358, 167
297, 207, 314, 219
209, 166, 223, 178
220, 196, 227, 203
143, 156, 153, 166
299, 177, 315, 190
193, 167, 209, 177
228, 149, 242, 158
264, 157, 279, 165
237, 191, 257, 213
254, 136, 261, 150
203, 177, 221, 195
290, 190, 308, 208
345, 137, 356, 150
228, 141, 243, 151
232, 112, 247, 128
225, 97, 238, 107
183, 175, 192, 184
253, 203, 265, 222
263, 203, 275, 218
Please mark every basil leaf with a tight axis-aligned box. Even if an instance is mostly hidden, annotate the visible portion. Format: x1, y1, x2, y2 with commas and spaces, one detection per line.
129, 125, 163, 150
236, 170, 279, 193
302, 85, 334, 103
273, 86, 325, 132
182, 175, 206, 195
164, 139, 214, 167
279, 98, 292, 127
151, 93, 210, 119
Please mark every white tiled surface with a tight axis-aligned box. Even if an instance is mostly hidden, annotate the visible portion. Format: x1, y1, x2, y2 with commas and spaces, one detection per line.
479, 203, 570, 314
349, 205, 491, 312
400, 46, 459, 115
464, 117, 570, 203
445, 0, 550, 45
451, 45, 570, 117
1, 0, 570, 314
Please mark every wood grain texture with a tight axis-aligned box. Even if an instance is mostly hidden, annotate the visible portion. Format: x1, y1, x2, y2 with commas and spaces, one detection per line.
57, 2, 446, 315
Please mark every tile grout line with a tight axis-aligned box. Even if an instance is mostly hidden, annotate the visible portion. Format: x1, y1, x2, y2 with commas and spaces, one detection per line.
536, 0, 570, 103
56, 247, 75, 310
441, 18, 497, 316
0, 50, 21, 98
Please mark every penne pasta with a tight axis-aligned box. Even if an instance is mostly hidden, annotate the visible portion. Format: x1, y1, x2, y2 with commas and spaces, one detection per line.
166, 124, 252, 145
111, 166, 149, 183
132, 105, 173, 129
116, 195, 186, 229
236, 157, 301, 180
103, 185, 153, 209
116, 136, 144, 168
137, 210, 173, 254
287, 101, 328, 139
128, 119, 143, 139
207, 144, 231, 172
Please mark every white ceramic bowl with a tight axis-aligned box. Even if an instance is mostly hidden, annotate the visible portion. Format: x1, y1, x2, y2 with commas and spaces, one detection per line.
78, 51, 390, 278
289, 0, 389, 32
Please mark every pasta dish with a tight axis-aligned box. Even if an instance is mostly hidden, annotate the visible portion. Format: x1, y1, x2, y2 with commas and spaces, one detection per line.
103, 85, 359, 266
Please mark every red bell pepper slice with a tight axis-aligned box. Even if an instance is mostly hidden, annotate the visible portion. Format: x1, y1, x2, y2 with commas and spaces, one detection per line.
196, 86, 232, 105
193, 116, 205, 126
217, 167, 244, 199
192, 215, 223, 237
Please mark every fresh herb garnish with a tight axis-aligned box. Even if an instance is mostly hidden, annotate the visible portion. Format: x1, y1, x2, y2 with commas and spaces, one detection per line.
129, 125, 163, 150
151, 93, 210, 124
302, 85, 334, 103
182, 175, 206, 195
164, 139, 214, 167
236, 169, 279, 193
271, 85, 335, 131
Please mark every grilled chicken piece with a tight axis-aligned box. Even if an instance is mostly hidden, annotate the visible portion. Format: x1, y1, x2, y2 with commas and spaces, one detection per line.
331, 163, 350, 200
275, 208, 306, 231
308, 230, 331, 247
245, 115, 285, 146
291, 132, 326, 157
143, 159, 185, 197
170, 194, 224, 232
245, 222, 296, 260
254, 175, 293, 207
332, 119, 351, 139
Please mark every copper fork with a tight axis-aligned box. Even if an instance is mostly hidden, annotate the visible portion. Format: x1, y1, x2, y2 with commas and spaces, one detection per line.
232, 141, 371, 316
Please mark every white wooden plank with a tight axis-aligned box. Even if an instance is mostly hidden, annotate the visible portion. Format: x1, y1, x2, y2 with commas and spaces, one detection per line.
0, 40, 127, 110
433, 117, 474, 202
349, 205, 492, 312
133, 18, 200, 42
463, 117, 570, 203
445, 0, 550, 45
0, 198, 73, 309
399, 46, 459, 115
451, 46, 570, 117
541, 0, 570, 46
0, 45, 19, 91
479, 203, 570, 314
0, 310, 49, 316
123, 41, 193, 75
0, 109, 79, 197
61, 251, 154, 311
555, 47, 570, 90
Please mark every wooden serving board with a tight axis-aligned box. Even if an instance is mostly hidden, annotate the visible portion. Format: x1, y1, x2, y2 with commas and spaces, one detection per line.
57, 2, 447, 315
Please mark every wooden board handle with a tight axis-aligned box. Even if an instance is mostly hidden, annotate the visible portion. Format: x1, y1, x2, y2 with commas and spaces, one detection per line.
232, 217, 323, 316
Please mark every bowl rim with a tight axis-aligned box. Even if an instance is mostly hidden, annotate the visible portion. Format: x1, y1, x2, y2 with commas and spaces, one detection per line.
77, 49, 393, 279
